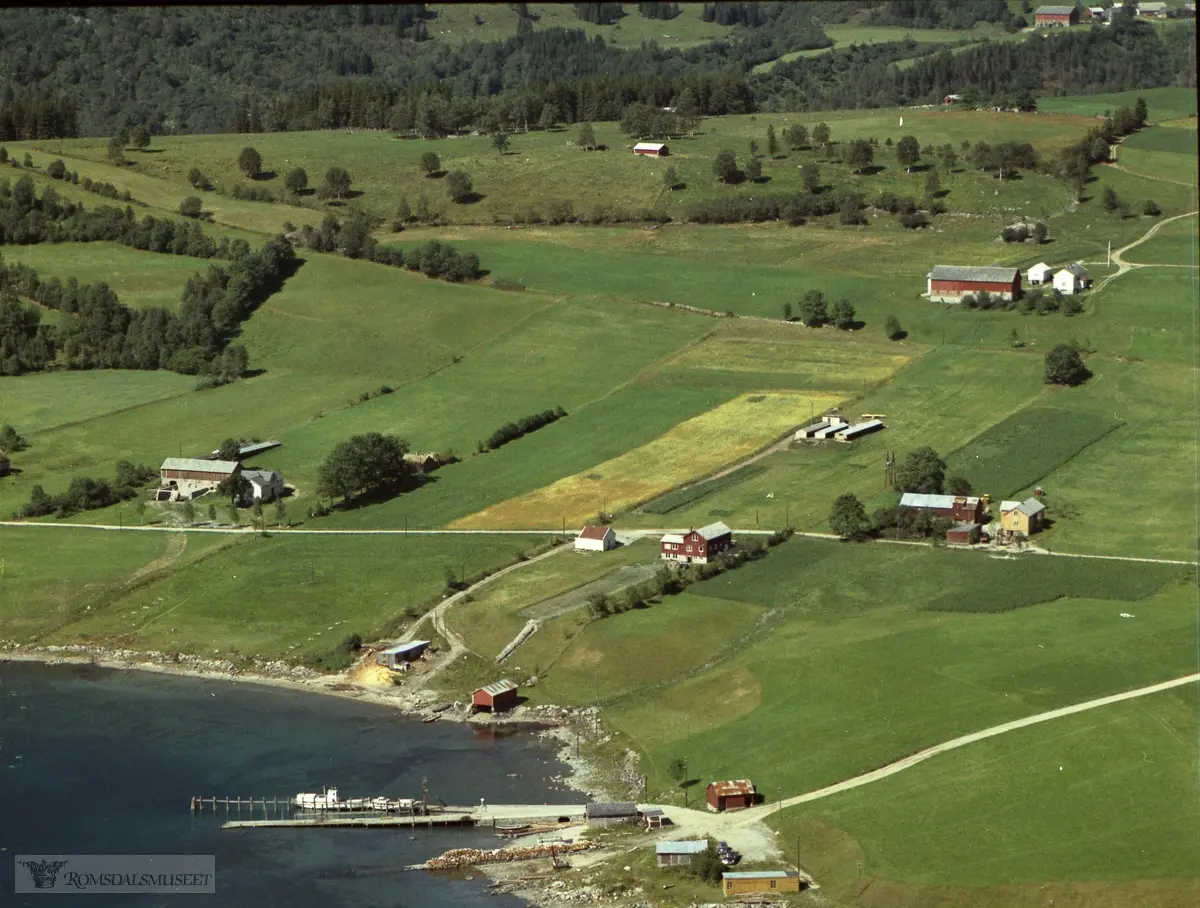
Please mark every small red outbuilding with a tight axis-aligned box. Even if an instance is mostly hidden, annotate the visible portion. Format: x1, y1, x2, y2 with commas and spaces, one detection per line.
706, 779, 756, 812
473, 680, 519, 713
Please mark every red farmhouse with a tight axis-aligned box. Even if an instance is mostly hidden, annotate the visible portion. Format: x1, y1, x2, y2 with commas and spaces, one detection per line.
473, 680, 518, 713
660, 521, 733, 564
707, 779, 756, 812
927, 265, 1021, 303
1034, 5, 1080, 26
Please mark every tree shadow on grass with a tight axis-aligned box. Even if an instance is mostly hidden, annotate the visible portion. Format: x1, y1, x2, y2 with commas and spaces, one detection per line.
254, 170, 278, 182
860, 164, 888, 176
326, 474, 439, 513
454, 192, 487, 204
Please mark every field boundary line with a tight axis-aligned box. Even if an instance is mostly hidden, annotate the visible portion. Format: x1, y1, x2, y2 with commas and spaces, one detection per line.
735, 671, 1200, 818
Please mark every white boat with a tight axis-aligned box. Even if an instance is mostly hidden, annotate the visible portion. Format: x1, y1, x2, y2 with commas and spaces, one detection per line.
291, 787, 417, 812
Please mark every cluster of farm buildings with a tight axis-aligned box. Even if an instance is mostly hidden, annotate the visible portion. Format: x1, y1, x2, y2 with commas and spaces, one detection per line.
576, 522, 737, 564
925, 261, 1091, 303
898, 492, 1046, 545
156, 440, 285, 507
1034, 2, 1190, 26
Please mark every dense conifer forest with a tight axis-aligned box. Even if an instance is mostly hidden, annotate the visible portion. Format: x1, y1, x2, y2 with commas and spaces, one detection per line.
0, 3, 1191, 140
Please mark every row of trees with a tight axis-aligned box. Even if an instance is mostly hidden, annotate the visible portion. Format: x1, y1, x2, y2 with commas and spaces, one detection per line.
588, 529, 792, 618
0, 226, 295, 376
783, 290, 856, 329
17, 461, 156, 519
481, 407, 566, 452
288, 214, 482, 282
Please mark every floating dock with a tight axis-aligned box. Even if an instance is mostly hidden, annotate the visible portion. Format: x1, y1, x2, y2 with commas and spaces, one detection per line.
217, 804, 586, 831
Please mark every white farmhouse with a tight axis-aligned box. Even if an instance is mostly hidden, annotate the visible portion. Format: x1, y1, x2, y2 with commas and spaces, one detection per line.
575, 525, 617, 552
1027, 262, 1052, 285
242, 469, 284, 503
1052, 263, 1090, 295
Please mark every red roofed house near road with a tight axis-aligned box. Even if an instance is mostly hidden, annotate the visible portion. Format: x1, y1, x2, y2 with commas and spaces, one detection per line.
660, 522, 733, 564
575, 525, 617, 552
707, 779, 756, 812
927, 266, 1021, 304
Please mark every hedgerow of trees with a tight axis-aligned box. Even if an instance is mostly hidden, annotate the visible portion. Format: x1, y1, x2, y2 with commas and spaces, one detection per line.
480, 407, 566, 452
17, 461, 156, 519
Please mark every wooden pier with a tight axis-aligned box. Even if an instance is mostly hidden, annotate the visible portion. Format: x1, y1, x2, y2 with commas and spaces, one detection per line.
191, 797, 588, 832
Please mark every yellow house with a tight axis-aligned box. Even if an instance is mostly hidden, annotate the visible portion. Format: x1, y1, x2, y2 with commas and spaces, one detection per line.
999, 497, 1046, 536
722, 870, 802, 897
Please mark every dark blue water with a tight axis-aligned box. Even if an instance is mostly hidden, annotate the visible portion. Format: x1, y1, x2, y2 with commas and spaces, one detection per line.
0, 663, 580, 906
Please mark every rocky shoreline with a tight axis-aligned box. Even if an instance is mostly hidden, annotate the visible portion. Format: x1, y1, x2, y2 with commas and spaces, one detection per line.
1, 644, 653, 908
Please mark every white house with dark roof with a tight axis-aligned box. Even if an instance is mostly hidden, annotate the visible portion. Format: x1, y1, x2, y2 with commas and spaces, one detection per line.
242, 468, 284, 504
1053, 263, 1090, 295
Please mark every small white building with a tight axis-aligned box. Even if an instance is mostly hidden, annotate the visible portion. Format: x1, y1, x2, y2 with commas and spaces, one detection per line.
1027, 262, 1052, 285
1052, 263, 1090, 295
1137, 1, 1171, 17
575, 525, 617, 552
242, 469, 284, 503
795, 416, 847, 440
633, 142, 668, 156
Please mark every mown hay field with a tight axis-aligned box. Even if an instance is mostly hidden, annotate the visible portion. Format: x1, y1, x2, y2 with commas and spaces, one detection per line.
451, 390, 848, 529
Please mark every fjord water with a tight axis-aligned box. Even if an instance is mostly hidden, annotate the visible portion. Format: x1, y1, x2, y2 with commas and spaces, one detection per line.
0, 662, 579, 906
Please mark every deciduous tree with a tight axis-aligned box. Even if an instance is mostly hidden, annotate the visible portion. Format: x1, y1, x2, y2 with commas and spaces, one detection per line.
830, 492, 870, 539
812, 122, 831, 147
884, 314, 903, 340
538, 103, 558, 131
766, 123, 778, 158
446, 170, 473, 202
712, 149, 738, 183
798, 289, 826, 326
744, 156, 762, 182
1044, 344, 1090, 386
131, 124, 151, 151
663, 164, 678, 190
492, 132, 510, 154
831, 299, 856, 329
321, 166, 352, 200
285, 167, 308, 194
578, 122, 597, 150
179, 196, 203, 218
237, 146, 262, 179
800, 162, 820, 193
421, 151, 441, 176
315, 432, 411, 505
847, 138, 873, 174
896, 134, 920, 172
896, 446, 945, 494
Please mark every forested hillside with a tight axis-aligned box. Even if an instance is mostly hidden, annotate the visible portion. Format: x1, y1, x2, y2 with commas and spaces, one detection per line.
0, 2, 1192, 140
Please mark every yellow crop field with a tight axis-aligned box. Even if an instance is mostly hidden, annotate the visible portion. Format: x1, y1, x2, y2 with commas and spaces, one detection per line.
452, 390, 847, 529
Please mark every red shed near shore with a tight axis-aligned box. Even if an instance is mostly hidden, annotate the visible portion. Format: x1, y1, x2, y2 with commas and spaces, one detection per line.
473, 680, 519, 713
707, 779, 756, 812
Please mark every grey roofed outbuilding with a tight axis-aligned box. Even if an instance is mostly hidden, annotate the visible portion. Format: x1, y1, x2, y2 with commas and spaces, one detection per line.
477, 679, 518, 696
656, 841, 709, 855
1035, 6, 1077, 14
695, 521, 732, 540
241, 468, 281, 483
585, 802, 639, 818
929, 265, 1020, 283
1016, 497, 1045, 516
900, 492, 979, 509
378, 641, 429, 657
161, 457, 240, 474
722, 870, 800, 880
1061, 263, 1089, 276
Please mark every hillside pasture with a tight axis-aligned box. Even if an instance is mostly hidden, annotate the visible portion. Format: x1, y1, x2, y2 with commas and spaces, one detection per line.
1036, 86, 1198, 122
772, 687, 1200, 898
451, 390, 847, 529
47, 532, 546, 661
0, 370, 195, 435
597, 537, 1193, 801
943, 406, 1122, 500
6, 242, 213, 311
1121, 214, 1198, 264
15, 109, 1088, 232
1117, 125, 1199, 186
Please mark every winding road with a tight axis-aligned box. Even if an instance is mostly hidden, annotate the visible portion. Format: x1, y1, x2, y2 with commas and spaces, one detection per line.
1089, 207, 1198, 295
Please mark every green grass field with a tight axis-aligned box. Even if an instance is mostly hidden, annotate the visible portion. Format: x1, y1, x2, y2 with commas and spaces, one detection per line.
751, 22, 1022, 73
1037, 86, 1199, 121
598, 537, 1193, 800
16, 529, 545, 662
15, 108, 1089, 232
943, 405, 1122, 500
771, 686, 1200, 899
1123, 214, 1198, 264
6, 242, 214, 311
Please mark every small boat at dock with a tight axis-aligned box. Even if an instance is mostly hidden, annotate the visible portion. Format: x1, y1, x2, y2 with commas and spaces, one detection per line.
292, 787, 417, 812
